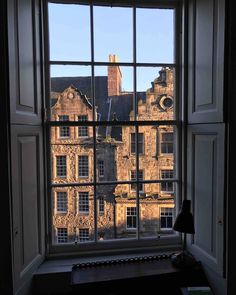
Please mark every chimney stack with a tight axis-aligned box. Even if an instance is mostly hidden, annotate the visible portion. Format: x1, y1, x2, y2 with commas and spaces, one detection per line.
108, 54, 122, 97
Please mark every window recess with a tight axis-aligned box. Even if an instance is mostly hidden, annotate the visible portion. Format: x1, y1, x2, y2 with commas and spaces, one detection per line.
46, 0, 181, 253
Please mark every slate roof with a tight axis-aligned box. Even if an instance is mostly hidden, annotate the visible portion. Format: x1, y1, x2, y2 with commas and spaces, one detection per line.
50, 76, 146, 139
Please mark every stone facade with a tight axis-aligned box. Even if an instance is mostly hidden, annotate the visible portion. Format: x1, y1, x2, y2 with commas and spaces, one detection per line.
51, 58, 175, 243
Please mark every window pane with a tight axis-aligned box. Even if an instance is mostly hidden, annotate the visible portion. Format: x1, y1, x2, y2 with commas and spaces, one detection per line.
50, 65, 92, 121
136, 8, 174, 63
57, 228, 68, 244
55, 191, 67, 213
96, 125, 136, 182
51, 128, 94, 184
95, 66, 134, 122
160, 207, 174, 230
94, 6, 132, 62
137, 67, 175, 120
52, 186, 95, 245
48, 3, 91, 61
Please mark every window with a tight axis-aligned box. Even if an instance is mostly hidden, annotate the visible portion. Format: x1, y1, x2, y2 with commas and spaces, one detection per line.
130, 170, 144, 192
126, 207, 137, 229
78, 115, 88, 137
160, 170, 174, 193
160, 208, 173, 230
78, 156, 89, 177
47, 1, 178, 248
58, 115, 70, 138
78, 192, 89, 213
161, 132, 174, 154
57, 228, 68, 243
79, 228, 89, 242
56, 192, 67, 213
99, 196, 105, 214
98, 160, 104, 178
56, 156, 66, 177
131, 133, 144, 154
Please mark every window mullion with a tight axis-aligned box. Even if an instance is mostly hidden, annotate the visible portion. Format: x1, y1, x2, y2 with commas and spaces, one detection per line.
90, 3, 97, 243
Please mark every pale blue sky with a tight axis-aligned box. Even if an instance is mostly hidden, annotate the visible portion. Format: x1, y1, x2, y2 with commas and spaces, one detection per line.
49, 4, 174, 91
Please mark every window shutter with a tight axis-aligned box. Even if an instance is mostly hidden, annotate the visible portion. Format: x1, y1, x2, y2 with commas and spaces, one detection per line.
8, 0, 45, 293
186, 0, 225, 281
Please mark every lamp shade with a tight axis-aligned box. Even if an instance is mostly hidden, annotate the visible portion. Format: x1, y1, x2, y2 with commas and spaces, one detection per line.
173, 200, 195, 234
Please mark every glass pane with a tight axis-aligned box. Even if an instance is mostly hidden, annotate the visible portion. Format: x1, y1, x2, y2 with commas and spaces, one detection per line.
94, 6, 133, 62
52, 186, 95, 245
48, 3, 91, 61
95, 66, 134, 122
136, 8, 174, 63
139, 203, 176, 239
96, 125, 136, 182
50, 65, 93, 120
137, 67, 175, 120
97, 185, 137, 241
51, 126, 94, 184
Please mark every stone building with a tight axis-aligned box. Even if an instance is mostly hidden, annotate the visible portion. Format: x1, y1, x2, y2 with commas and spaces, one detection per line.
50, 55, 175, 243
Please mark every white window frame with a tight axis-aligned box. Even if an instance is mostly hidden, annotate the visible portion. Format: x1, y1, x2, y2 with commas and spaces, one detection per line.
98, 160, 104, 178
78, 115, 88, 137
78, 155, 89, 178
78, 192, 89, 214
78, 228, 90, 242
58, 115, 70, 138
55, 191, 67, 213
56, 155, 67, 178
126, 207, 137, 230
57, 228, 68, 243
130, 133, 144, 154
130, 170, 144, 193
160, 207, 174, 230
160, 170, 174, 193
98, 196, 105, 214
160, 132, 174, 154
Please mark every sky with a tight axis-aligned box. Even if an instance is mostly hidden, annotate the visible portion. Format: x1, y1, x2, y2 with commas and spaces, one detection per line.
49, 3, 174, 92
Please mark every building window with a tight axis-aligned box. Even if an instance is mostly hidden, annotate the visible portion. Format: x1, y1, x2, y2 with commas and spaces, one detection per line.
57, 228, 68, 243
78, 156, 89, 177
160, 170, 174, 193
56, 156, 66, 177
78, 192, 89, 213
56, 192, 67, 213
58, 115, 70, 138
98, 160, 104, 178
126, 207, 137, 229
131, 133, 144, 154
99, 196, 105, 214
78, 115, 88, 137
161, 132, 173, 154
79, 228, 89, 242
160, 208, 173, 230
130, 170, 144, 192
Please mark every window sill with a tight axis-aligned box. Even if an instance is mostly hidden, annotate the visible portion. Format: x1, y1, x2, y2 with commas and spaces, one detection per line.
33, 249, 209, 295
33, 250, 178, 294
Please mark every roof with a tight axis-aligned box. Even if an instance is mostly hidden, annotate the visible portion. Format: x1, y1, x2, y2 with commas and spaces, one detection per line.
50, 76, 146, 140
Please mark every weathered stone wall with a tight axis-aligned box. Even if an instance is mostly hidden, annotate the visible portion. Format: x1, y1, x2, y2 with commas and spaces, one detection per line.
51, 67, 175, 243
